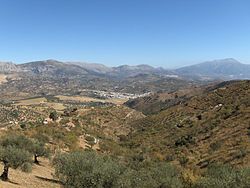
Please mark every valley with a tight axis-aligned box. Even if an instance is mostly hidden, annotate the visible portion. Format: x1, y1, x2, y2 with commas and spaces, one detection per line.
1, 0, 250, 186
0, 60, 249, 188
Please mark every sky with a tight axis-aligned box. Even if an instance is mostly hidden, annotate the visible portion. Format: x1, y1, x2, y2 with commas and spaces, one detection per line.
0, 0, 250, 68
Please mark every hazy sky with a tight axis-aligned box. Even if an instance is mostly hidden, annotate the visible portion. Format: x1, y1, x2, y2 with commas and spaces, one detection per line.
1, 0, 250, 68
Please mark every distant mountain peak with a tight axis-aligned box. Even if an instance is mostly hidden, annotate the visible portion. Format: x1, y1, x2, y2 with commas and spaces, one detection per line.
205, 58, 241, 65
45, 59, 62, 63
175, 58, 250, 80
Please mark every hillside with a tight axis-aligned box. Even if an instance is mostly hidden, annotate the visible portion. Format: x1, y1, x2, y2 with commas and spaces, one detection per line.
18, 60, 90, 76
0, 62, 19, 73
69, 62, 113, 74
119, 80, 250, 169
125, 86, 203, 115
0, 80, 249, 187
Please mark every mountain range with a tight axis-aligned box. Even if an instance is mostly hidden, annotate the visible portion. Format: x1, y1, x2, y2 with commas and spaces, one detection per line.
1, 58, 250, 80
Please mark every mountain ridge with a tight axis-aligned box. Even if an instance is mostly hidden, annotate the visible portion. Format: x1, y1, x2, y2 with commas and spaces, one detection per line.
1, 58, 250, 80
176, 58, 250, 80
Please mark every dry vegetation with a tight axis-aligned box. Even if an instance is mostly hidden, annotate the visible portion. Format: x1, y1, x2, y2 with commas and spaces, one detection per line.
14, 98, 47, 106
125, 86, 204, 115
120, 80, 250, 169
0, 158, 60, 188
0, 80, 249, 187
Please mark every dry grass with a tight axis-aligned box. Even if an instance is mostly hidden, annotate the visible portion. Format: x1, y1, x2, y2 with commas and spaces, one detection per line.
56, 95, 104, 102
15, 98, 47, 106
106, 98, 128, 105
46, 103, 65, 111
0, 158, 60, 188
14, 97, 66, 111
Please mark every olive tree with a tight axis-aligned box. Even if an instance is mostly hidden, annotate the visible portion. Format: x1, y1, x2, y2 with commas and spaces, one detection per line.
194, 164, 250, 188
53, 151, 184, 188
0, 134, 33, 150
53, 151, 124, 188
31, 140, 50, 164
49, 111, 58, 121
115, 162, 183, 188
0, 134, 49, 164
0, 146, 32, 181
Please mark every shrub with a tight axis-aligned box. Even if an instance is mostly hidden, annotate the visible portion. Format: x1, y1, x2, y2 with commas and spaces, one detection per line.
21, 162, 32, 173
209, 141, 221, 151
118, 135, 128, 142
85, 135, 95, 142
53, 151, 124, 188
53, 151, 184, 188
197, 114, 202, 120
194, 164, 250, 188
20, 122, 26, 129
32, 133, 50, 144
179, 156, 189, 167
116, 162, 183, 188
165, 154, 175, 162
175, 135, 194, 147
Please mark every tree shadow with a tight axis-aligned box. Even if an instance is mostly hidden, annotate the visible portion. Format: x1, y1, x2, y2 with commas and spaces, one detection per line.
0, 179, 20, 185
8, 180, 20, 185
34, 162, 45, 167
35, 175, 62, 185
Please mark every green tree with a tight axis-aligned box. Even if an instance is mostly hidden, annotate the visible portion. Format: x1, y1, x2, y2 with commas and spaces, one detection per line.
0, 146, 32, 181
53, 151, 124, 188
49, 111, 58, 121
0, 134, 49, 164
31, 140, 50, 164
32, 133, 50, 144
0, 134, 33, 152
53, 151, 184, 188
116, 162, 183, 188
195, 164, 250, 188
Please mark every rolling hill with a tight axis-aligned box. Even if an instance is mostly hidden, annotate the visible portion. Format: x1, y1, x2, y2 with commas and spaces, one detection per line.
118, 80, 250, 169
124, 86, 204, 115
